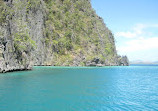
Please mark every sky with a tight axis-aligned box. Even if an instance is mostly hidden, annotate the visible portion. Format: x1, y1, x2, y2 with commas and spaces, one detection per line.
91, 0, 158, 62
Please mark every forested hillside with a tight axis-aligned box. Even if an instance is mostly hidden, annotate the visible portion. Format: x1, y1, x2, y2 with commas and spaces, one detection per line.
0, 0, 129, 72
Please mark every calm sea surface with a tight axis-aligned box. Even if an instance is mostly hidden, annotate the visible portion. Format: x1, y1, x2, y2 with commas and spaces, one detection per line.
0, 66, 158, 111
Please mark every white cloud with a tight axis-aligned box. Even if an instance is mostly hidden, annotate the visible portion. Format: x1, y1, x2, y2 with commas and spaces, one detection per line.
133, 24, 146, 34
115, 23, 158, 39
115, 31, 137, 38
117, 37, 158, 53
115, 24, 146, 38
148, 24, 158, 28
117, 37, 158, 62
115, 23, 158, 61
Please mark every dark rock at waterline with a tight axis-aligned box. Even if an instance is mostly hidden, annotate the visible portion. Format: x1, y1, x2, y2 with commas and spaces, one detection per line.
0, 0, 129, 73
118, 56, 129, 66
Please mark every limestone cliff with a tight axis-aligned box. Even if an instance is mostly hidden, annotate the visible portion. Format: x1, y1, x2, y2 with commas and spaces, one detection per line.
0, 0, 129, 72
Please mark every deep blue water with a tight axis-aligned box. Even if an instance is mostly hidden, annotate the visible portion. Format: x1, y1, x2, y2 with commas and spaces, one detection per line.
0, 66, 158, 111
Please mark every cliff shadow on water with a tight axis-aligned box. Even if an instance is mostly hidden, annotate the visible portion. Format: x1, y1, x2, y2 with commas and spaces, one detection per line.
0, 0, 129, 73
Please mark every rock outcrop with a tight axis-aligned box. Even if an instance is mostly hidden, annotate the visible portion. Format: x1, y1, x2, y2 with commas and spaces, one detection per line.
118, 56, 129, 66
0, 0, 129, 73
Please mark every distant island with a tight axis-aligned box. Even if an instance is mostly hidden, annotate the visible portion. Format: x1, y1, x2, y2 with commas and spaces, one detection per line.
130, 60, 158, 65
0, 0, 129, 73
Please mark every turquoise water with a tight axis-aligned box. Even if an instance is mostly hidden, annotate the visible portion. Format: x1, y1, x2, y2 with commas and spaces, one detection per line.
0, 66, 158, 111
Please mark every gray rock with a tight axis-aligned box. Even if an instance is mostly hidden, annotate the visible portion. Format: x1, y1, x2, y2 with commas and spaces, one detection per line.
0, 0, 129, 73
118, 56, 129, 66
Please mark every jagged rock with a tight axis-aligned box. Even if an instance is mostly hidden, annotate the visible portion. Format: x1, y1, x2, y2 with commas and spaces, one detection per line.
0, 0, 129, 73
118, 56, 129, 66
86, 58, 101, 66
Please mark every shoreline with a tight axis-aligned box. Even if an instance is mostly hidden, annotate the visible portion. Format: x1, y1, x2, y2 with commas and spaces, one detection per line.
0, 65, 129, 73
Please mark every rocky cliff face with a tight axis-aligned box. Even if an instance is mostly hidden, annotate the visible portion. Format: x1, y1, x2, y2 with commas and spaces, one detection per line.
0, 0, 129, 73
118, 56, 129, 66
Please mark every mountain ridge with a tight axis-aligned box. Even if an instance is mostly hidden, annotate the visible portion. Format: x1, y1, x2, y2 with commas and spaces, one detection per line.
130, 60, 158, 64
0, 0, 129, 73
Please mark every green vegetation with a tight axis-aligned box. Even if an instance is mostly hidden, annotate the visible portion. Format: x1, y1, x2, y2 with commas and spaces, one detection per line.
0, 0, 36, 53
0, 0, 118, 66
26, 0, 41, 13
43, 0, 116, 65
0, 0, 13, 25
13, 19, 36, 53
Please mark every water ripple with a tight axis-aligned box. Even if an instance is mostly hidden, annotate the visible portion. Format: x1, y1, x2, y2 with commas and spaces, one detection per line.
0, 66, 158, 111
